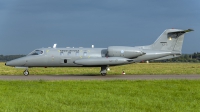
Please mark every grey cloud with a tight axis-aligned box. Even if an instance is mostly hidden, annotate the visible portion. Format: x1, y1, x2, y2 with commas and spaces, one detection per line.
0, 0, 200, 54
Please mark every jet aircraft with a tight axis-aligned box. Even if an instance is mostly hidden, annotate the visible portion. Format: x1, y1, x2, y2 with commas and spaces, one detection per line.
5, 29, 193, 76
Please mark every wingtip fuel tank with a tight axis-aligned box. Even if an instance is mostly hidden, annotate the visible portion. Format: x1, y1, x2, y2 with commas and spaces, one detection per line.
74, 57, 134, 66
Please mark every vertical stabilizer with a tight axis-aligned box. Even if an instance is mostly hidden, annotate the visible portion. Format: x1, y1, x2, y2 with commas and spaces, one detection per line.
151, 29, 193, 52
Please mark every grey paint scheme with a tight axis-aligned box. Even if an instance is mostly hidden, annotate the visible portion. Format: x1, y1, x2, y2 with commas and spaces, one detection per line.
5, 29, 193, 76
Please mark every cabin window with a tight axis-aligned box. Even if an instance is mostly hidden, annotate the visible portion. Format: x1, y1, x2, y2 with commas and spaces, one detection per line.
64, 59, 67, 63
60, 51, 64, 56
68, 52, 71, 56
76, 51, 79, 56
83, 52, 87, 56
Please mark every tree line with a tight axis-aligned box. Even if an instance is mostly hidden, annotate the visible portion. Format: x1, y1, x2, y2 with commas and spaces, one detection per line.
1, 52, 200, 62
0, 55, 25, 62
151, 52, 200, 63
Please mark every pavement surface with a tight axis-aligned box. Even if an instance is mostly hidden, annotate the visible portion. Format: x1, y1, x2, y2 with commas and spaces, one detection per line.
0, 75, 200, 80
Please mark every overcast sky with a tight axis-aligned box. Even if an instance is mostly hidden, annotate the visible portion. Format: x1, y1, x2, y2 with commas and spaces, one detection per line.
0, 0, 199, 55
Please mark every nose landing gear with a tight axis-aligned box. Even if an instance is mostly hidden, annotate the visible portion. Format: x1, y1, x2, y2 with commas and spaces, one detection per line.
23, 69, 29, 76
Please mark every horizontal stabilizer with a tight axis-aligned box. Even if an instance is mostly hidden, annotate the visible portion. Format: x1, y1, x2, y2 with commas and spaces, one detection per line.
184, 29, 194, 32
169, 29, 194, 34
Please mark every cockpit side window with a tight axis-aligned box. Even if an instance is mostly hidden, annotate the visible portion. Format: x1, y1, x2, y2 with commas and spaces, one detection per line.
30, 50, 44, 55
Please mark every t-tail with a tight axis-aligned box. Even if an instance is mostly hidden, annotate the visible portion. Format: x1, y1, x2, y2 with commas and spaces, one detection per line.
150, 29, 193, 52
147, 29, 193, 60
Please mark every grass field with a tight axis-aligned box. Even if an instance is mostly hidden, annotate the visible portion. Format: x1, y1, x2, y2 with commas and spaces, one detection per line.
1, 62, 200, 75
0, 80, 200, 112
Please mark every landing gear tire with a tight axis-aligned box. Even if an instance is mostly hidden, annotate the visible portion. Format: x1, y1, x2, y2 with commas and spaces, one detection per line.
23, 70, 29, 76
101, 73, 107, 76
100, 66, 107, 76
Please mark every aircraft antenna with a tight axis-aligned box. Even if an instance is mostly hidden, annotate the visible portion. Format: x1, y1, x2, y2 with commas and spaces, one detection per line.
53, 44, 57, 48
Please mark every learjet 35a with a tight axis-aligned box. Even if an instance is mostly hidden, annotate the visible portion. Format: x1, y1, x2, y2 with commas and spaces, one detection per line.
5, 29, 193, 76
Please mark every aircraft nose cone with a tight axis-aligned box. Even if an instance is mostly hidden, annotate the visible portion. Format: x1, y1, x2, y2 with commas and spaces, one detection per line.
6, 58, 26, 67
5, 61, 14, 66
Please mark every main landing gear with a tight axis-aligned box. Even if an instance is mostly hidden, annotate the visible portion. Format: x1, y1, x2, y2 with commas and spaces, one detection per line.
100, 66, 107, 76
23, 69, 29, 76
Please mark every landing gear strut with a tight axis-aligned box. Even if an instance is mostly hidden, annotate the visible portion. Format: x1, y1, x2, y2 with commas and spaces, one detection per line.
100, 66, 107, 76
23, 69, 29, 76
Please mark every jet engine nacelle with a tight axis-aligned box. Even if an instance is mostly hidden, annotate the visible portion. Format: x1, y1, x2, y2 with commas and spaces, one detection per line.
108, 46, 145, 58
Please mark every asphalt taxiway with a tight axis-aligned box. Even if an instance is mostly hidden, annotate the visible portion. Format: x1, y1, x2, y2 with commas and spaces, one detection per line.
0, 75, 200, 80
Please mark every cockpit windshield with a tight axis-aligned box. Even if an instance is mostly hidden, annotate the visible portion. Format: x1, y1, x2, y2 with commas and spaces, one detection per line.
29, 50, 44, 55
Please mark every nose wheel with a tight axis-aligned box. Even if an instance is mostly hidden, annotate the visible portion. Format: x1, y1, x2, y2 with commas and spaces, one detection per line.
23, 70, 29, 76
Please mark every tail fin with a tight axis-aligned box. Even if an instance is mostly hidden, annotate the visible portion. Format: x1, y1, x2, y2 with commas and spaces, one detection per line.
151, 29, 193, 52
